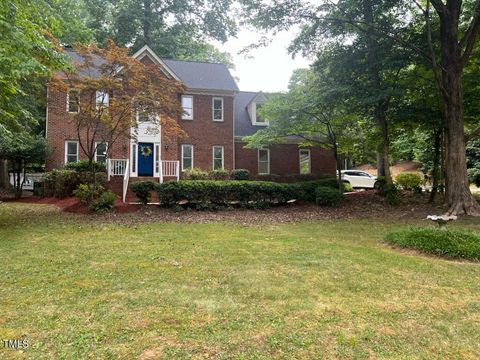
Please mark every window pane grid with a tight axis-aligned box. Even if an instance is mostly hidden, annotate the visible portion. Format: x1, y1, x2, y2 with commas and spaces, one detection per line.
182, 96, 193, 119
258, 149, 269, 174
182, 145, 193, 170
213, 146, 224, 170
299, 149, 311, 174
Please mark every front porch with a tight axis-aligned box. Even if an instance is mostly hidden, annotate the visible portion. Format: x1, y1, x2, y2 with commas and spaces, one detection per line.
107, 158, 179, 202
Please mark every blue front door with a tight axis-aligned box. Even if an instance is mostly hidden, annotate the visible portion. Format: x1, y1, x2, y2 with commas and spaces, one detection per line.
138, 143, 154, 176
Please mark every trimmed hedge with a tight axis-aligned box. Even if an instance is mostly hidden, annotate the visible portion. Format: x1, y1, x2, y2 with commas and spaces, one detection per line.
63, 160, 106, 173
231, 169, 250, 180
130, 181, 156, 204
43, 170, 107, 198
315, 186, 344, 207
385, 227, 480, 261
156, 180, 297, 207
253, 173, 334, 183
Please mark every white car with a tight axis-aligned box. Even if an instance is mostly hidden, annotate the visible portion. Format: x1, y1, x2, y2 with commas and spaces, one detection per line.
341, 170, 379, 189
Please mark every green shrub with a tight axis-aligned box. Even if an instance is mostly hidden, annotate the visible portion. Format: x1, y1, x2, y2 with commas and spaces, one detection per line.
385, 227, 480, 261
63, 160, 106, 173
231, 169, 250, 181
385, 183, 401, 206
209, 169, 230, 180
315, 186, 344, 207
342, 182, 353, 192
43, 170, 78, 198
252, 173, 333, 183
290, 178, 339, 202
43, 170, 107, 198
183, 168, 209, 180
395, 172, 423, 191
90, 191, 117, 212
467, 168, 480, 187
73, 183, 105, 204
130, 181, 156, 204
156, 180, 296, 208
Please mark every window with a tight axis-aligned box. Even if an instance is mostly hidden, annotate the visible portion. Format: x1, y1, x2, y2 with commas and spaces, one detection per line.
67, 89, 80, 113
182, 95, 193, 120
95, 142, 108, 163
258, 149, 270, 174
212, 97, 224, 122
65, 141, 78, 164
212, 146, 224, 170
182, 145, 193, 171
299, 149, 311, 174
96, 90, 109, 109
254, 103, 268, 125
155, 144, 160, 174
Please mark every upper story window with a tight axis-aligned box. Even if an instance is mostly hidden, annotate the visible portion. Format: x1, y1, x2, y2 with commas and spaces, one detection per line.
212, 97, 224, 122
96, 90, 109, 109
212, 146, 224, 170
67, 89, 80, 113
65, 140, 79, 164
253, 103, 268, 125
95, 142, 108, 163
182, 95, 193, 120
258, 149, 270, 174
181, 144, 193, 171
299, 149, 311, 174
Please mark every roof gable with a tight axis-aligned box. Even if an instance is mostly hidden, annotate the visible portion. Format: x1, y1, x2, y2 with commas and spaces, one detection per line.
132, 45, 180, 81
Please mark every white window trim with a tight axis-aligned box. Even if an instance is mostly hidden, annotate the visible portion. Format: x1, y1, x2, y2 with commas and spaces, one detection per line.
95, 90, 109, 109
212, 145, 224, 170
65, 140, 79, 164
66, 89, 80, 114
182, 95, 193, 120
253, 102, 268, 126
94, 142, 108, 162
212, 97, 224, 122
299, 149, 311, 174
181, 144, 194, 171
258, 148, 270, 175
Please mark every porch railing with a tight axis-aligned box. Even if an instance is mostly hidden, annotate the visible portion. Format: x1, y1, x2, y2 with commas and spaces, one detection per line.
107, 159, 128, 181
122, 160, 130, 203
160, 160, 180, 183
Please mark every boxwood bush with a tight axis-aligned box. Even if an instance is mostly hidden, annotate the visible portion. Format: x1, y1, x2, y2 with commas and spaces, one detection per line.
231, 169, 250, 180
130, 181, 156, 204
156, 180, 296, 207
43, 170, 107, 198
385, 227, 480, 261
315, 186, 344, 207
395, 172, 423, 191
63, 160, 106, 173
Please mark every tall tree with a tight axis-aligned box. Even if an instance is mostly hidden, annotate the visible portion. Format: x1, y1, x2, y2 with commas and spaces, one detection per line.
244, 69, 360, 187
82, 0, 237, 65
420, 0, 480, 215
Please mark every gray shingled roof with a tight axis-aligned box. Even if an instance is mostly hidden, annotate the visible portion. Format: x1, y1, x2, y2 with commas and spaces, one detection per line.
234, 91, 266, 137
65, 49, 106, 78
163, 59, 239, 92
64, 49, 238, 92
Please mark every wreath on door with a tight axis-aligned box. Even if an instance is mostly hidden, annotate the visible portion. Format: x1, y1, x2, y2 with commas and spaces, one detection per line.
140, 145, 152, 157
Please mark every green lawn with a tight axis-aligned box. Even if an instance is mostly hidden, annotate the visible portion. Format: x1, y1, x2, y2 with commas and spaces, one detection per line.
1, 203, 480, 359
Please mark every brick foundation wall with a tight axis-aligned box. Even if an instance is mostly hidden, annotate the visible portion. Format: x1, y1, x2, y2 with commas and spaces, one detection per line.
234, 141, 336, 176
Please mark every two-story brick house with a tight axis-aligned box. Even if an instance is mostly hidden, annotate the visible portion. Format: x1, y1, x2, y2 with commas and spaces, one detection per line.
46, 45, 335, 200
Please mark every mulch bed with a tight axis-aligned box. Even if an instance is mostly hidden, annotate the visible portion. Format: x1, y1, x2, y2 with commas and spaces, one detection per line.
5, 190, 447, 224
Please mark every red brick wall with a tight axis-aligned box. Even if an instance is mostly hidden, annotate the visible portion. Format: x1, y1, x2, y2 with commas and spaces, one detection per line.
177, 94, 234, 171
234, 142, 336, 176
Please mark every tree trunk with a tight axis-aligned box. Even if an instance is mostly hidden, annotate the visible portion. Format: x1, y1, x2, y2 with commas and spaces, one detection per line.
439, 11, 480, 216
362, 0, 392, 184
429, 129, 441, 203
0, 159, 10, 188
333, 145, 343, 191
